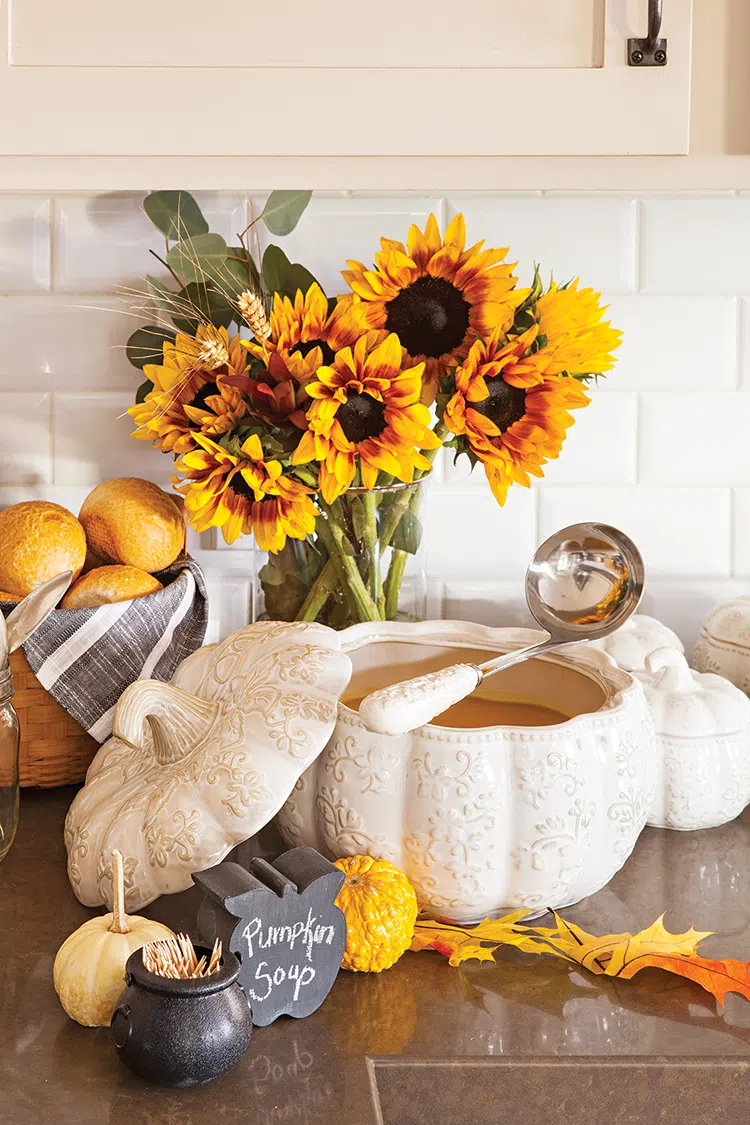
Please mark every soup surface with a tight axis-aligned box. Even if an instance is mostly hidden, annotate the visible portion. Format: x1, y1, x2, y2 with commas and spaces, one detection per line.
343, 693, 571, 729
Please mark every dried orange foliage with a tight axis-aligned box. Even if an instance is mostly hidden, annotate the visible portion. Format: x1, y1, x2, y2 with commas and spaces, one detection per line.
411, 912, 750, 1007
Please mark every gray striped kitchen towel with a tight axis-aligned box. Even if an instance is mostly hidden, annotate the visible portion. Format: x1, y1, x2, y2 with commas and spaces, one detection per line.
0, 557, 208, 743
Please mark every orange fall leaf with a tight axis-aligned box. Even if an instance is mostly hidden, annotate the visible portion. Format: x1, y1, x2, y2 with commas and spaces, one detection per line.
411, 911, 750, 1008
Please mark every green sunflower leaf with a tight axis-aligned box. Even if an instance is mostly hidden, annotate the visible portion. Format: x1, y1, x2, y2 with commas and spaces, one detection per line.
262, 244, 322, 301
126, 325, 175, 369
261, 190, 313, 237
391, 511, 423, 555
143, 191, 208, 242
166, 233, 229, 286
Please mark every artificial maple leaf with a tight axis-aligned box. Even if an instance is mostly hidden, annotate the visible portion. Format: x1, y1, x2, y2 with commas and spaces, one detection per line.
410, 911, 531, 967
411, 911, 750, 1008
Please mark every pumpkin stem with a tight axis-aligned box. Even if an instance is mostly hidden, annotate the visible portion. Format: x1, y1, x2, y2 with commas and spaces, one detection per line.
110, 849, 130, 934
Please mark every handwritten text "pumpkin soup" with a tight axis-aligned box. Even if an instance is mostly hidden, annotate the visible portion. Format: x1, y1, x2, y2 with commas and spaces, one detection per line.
241, 909, 337, 1002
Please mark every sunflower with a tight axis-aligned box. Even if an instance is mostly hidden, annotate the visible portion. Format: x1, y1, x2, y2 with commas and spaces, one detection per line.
233, 283, 376, 429
340, 213, 525, 404
444, 327, 590, 505
291, 332, 441, 504
535, 281, 622, 377
129, 325, 248, 454
173, 433, 317, 550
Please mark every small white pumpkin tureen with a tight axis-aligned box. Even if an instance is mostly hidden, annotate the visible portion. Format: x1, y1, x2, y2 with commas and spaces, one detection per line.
64, 621, 352, 911
635, 647, 750, 831
694, 598, 750, 692
587, 613, 684, 672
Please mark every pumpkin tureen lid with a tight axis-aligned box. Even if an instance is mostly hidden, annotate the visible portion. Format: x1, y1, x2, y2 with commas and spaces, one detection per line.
64, 620, 352, 911
635, 647, 750, 737
696, 598, 750, 649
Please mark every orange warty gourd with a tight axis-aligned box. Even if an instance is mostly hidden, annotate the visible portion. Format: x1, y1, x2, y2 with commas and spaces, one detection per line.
333, 856, 418, 973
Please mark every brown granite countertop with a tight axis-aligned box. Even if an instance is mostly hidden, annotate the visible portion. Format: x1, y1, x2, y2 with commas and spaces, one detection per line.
3, 789, 750, 1124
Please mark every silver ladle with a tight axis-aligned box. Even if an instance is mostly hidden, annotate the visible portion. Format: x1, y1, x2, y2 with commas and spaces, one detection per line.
358, 522, 644, 736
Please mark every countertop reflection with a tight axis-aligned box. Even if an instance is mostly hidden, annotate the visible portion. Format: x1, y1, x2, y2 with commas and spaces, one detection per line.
3, 788, 750, 1125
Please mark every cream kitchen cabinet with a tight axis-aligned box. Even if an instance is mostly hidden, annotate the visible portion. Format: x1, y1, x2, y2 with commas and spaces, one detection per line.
0, 0, 692, 177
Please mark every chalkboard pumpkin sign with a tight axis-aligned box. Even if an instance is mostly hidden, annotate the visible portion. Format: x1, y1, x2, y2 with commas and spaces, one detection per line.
193, 848, 346, 1026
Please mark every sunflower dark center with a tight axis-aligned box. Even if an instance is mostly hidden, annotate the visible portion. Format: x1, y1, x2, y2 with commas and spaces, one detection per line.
471, 378, 527, 432
230, 473, 256, 501
385, 275, 470, 358
192, 381, 219, 411
290, 338, 335, 366
337, 390, 387, 443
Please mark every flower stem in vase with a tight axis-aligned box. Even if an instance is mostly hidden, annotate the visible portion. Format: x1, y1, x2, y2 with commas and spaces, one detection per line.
316, 504, 381, 623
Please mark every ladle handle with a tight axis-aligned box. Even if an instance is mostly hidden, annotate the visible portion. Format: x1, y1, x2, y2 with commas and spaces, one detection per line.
358, 664, 482, 736
358, 638, 566, 737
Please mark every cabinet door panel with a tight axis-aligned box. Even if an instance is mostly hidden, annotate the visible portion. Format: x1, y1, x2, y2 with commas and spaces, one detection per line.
0, 0, 693, 160
11, 0, 602, 68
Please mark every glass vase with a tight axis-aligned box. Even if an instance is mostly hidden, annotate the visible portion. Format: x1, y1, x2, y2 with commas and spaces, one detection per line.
0, 664, 20, 863
257, 478, 428, 629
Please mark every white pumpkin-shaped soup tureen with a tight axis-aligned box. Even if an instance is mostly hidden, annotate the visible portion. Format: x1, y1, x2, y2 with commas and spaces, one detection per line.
635, 648, 750, 831
277, 621, 656, 924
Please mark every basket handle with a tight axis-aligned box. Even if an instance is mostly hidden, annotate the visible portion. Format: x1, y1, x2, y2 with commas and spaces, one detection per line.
113, 680, 219, 764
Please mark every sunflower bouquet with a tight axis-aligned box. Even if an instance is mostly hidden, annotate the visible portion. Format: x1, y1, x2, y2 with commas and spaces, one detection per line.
126, 191, 621, 627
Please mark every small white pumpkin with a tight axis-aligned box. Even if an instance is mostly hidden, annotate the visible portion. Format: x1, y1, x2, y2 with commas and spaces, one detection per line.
635, 648, 750, 831
587, 613, 684, 672
54, 850, 175, 1027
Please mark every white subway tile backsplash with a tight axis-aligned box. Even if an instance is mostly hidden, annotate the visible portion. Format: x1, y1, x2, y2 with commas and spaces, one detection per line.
538, 487, 731, 578
256, 196, 442, 300
53, 192, 246, 293
0, 393, 52, 486
424, 486, 535, 582
0, 197, 51, 292
604, 296, 738, 391
446, 195, 637, 293
0, 296, 138, 391
639, 393, 750, 486
640, 198, 750, 295
53, 392, 169, 485
536, 392, 637, 485
442, 583, 535, 629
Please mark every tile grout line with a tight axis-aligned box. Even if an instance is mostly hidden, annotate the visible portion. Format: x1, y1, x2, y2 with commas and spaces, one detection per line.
633, 197, 642, 295
736, 296, 743, 390
729, 488, 737, 579
48, 197, 56, 294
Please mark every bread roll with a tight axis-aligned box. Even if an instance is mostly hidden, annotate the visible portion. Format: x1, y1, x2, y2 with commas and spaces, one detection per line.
79, 479, 184, 574
0, 501, 87, 597
61, 566, 164, 609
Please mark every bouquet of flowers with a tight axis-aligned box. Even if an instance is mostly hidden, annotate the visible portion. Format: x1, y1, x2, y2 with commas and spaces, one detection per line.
126, 191, 621, 627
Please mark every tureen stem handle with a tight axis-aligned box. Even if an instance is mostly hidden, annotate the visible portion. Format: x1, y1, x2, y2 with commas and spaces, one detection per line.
113, 679, 220, 763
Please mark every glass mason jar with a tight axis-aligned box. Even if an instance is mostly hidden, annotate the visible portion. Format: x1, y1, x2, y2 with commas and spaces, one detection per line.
0, 664, 20, 863
256, 477, 428, 629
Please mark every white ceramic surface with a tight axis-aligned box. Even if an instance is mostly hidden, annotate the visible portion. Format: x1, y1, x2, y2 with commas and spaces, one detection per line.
64, 621, 352, 911
694, 598, 750, 694
586, 613, 684, 672
635, 647, 750, 832
276, 620, 656, 924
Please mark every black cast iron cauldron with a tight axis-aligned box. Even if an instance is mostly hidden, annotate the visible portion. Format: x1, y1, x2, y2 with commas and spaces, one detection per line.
111, 946, 253, 1087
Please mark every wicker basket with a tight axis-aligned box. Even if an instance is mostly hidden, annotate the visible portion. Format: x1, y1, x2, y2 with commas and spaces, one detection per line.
11, 648, 99, 788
